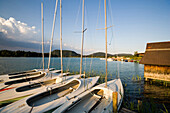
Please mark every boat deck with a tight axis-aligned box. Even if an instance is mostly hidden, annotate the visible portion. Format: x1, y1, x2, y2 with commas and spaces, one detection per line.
65, 93, 110, 113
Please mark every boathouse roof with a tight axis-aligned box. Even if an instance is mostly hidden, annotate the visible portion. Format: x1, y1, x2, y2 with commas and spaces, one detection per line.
139, 41, 170, 66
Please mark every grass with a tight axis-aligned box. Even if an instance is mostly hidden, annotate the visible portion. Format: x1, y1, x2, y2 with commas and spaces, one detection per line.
122, 79, 169, 113
123, 95, 169, 113
132, 75, 142, 81
148, 79, 170, 87
160, 104, 169, 113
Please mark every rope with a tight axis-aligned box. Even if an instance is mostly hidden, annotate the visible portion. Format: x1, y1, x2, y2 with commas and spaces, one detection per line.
74, 0, 82, 28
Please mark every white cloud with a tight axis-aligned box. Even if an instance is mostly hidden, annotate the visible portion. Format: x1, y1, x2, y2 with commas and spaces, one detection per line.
0, 17, 38, 42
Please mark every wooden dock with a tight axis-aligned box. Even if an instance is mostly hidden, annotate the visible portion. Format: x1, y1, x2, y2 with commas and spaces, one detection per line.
119, 108, 136, 113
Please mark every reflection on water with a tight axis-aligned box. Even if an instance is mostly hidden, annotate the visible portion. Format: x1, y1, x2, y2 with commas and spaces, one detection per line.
143, 82, 170, 112
0, 57, 169, 112
144, 82, 170, 103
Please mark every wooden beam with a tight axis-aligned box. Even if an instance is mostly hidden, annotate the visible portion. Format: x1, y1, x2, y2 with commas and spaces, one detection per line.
112, 92, 118, 113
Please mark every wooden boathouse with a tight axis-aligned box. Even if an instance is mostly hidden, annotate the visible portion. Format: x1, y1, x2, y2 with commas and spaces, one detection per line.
140, 41, 170, 82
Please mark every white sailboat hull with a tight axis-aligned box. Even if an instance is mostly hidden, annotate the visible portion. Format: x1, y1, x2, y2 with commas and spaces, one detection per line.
0, 68, 60, 84
0, 70, 61, 92
53, 78, 123, 113
0, 76, 100, 113
0, 72, 75, 102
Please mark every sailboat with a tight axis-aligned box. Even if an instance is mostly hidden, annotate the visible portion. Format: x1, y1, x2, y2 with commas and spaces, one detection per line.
0, 76, 99, 113
52, 0, 124, 113
0, 0, 61, 86
0, 70, 68, 93
0, 73, 80, 103
0, 2, 68, 102
0, 68, 60, 85
53, 79, 123, 113
0, 0, 99, 112
0, 2, 61, 91
0, 71, 45, 91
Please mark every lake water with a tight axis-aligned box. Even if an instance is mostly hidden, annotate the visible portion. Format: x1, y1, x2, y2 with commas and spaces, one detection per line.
0, 57, 169, 112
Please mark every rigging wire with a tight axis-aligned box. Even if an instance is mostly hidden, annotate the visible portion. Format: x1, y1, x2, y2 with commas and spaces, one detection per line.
108, 0, 119, 79
108, 0, 114, 47
89, 0, 102, 77
74, 0, 82, 29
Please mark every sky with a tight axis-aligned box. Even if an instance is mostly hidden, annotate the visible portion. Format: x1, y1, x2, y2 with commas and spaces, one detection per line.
0, 0, 170, 55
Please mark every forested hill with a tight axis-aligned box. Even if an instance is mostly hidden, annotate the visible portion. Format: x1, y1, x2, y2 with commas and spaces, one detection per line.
0, 50, 80, 57
85, 52, 132, 57
51, 50, 80, 57
0, 50, 132, 57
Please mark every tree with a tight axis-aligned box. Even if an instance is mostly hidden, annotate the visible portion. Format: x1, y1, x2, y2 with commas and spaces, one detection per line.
134, 51, 139, 57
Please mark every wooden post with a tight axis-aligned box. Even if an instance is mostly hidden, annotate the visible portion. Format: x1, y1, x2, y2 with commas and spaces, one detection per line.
112, 92, 118, 113
145, 77, 148, 81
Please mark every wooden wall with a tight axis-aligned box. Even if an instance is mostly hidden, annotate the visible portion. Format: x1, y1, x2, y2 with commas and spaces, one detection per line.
144, 64, 170, 81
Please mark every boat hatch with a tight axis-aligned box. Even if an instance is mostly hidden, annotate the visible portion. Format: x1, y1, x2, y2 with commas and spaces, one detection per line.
27, 80, 80, 107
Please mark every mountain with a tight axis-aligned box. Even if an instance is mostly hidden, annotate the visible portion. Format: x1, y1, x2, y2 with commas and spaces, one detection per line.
51, 50, 80, 57
85, 52, 113, 57
0, 50, 132, 57
115, 53, 133, 57
0, 50, 42, 57
86, 52, 132, 58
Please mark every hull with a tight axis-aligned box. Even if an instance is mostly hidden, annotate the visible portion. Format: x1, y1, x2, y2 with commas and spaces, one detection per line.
0, 72, 45, 91
54, 78, 123, 113
0, 68, 60, 84
0, 70, 37, 84
0, 70, 61, 92
0, 69, 61, 91
0, 74, 79, 104
0, 76, 99, 113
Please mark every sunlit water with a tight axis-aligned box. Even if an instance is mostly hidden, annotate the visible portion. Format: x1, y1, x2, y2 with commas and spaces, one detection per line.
0, 57, 169, 112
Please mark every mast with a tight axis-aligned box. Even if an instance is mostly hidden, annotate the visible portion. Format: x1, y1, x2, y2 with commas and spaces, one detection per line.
41, 2, 44, 72
48, 0, 58, 71
80, 0, 85, 78
104, 0, 108, 88
60, 0, 63, 76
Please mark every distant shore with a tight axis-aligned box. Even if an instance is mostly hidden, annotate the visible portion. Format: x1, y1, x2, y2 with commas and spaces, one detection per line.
0, 50, 133, 58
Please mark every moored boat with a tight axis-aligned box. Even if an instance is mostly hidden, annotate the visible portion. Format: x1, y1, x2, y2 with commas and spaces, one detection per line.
0, 68, 60, 84
53, 78, 123, 113
0, 76, 100, 113
107, 58, 113, 61
0, 73, 80, 103
0, 69, 61, 92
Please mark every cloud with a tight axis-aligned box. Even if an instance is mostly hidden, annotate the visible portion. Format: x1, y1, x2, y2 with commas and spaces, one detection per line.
0, 17, 37, 42
0, 17, 45, 52
0, 32, 42, 52
0, 17, 96, 54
